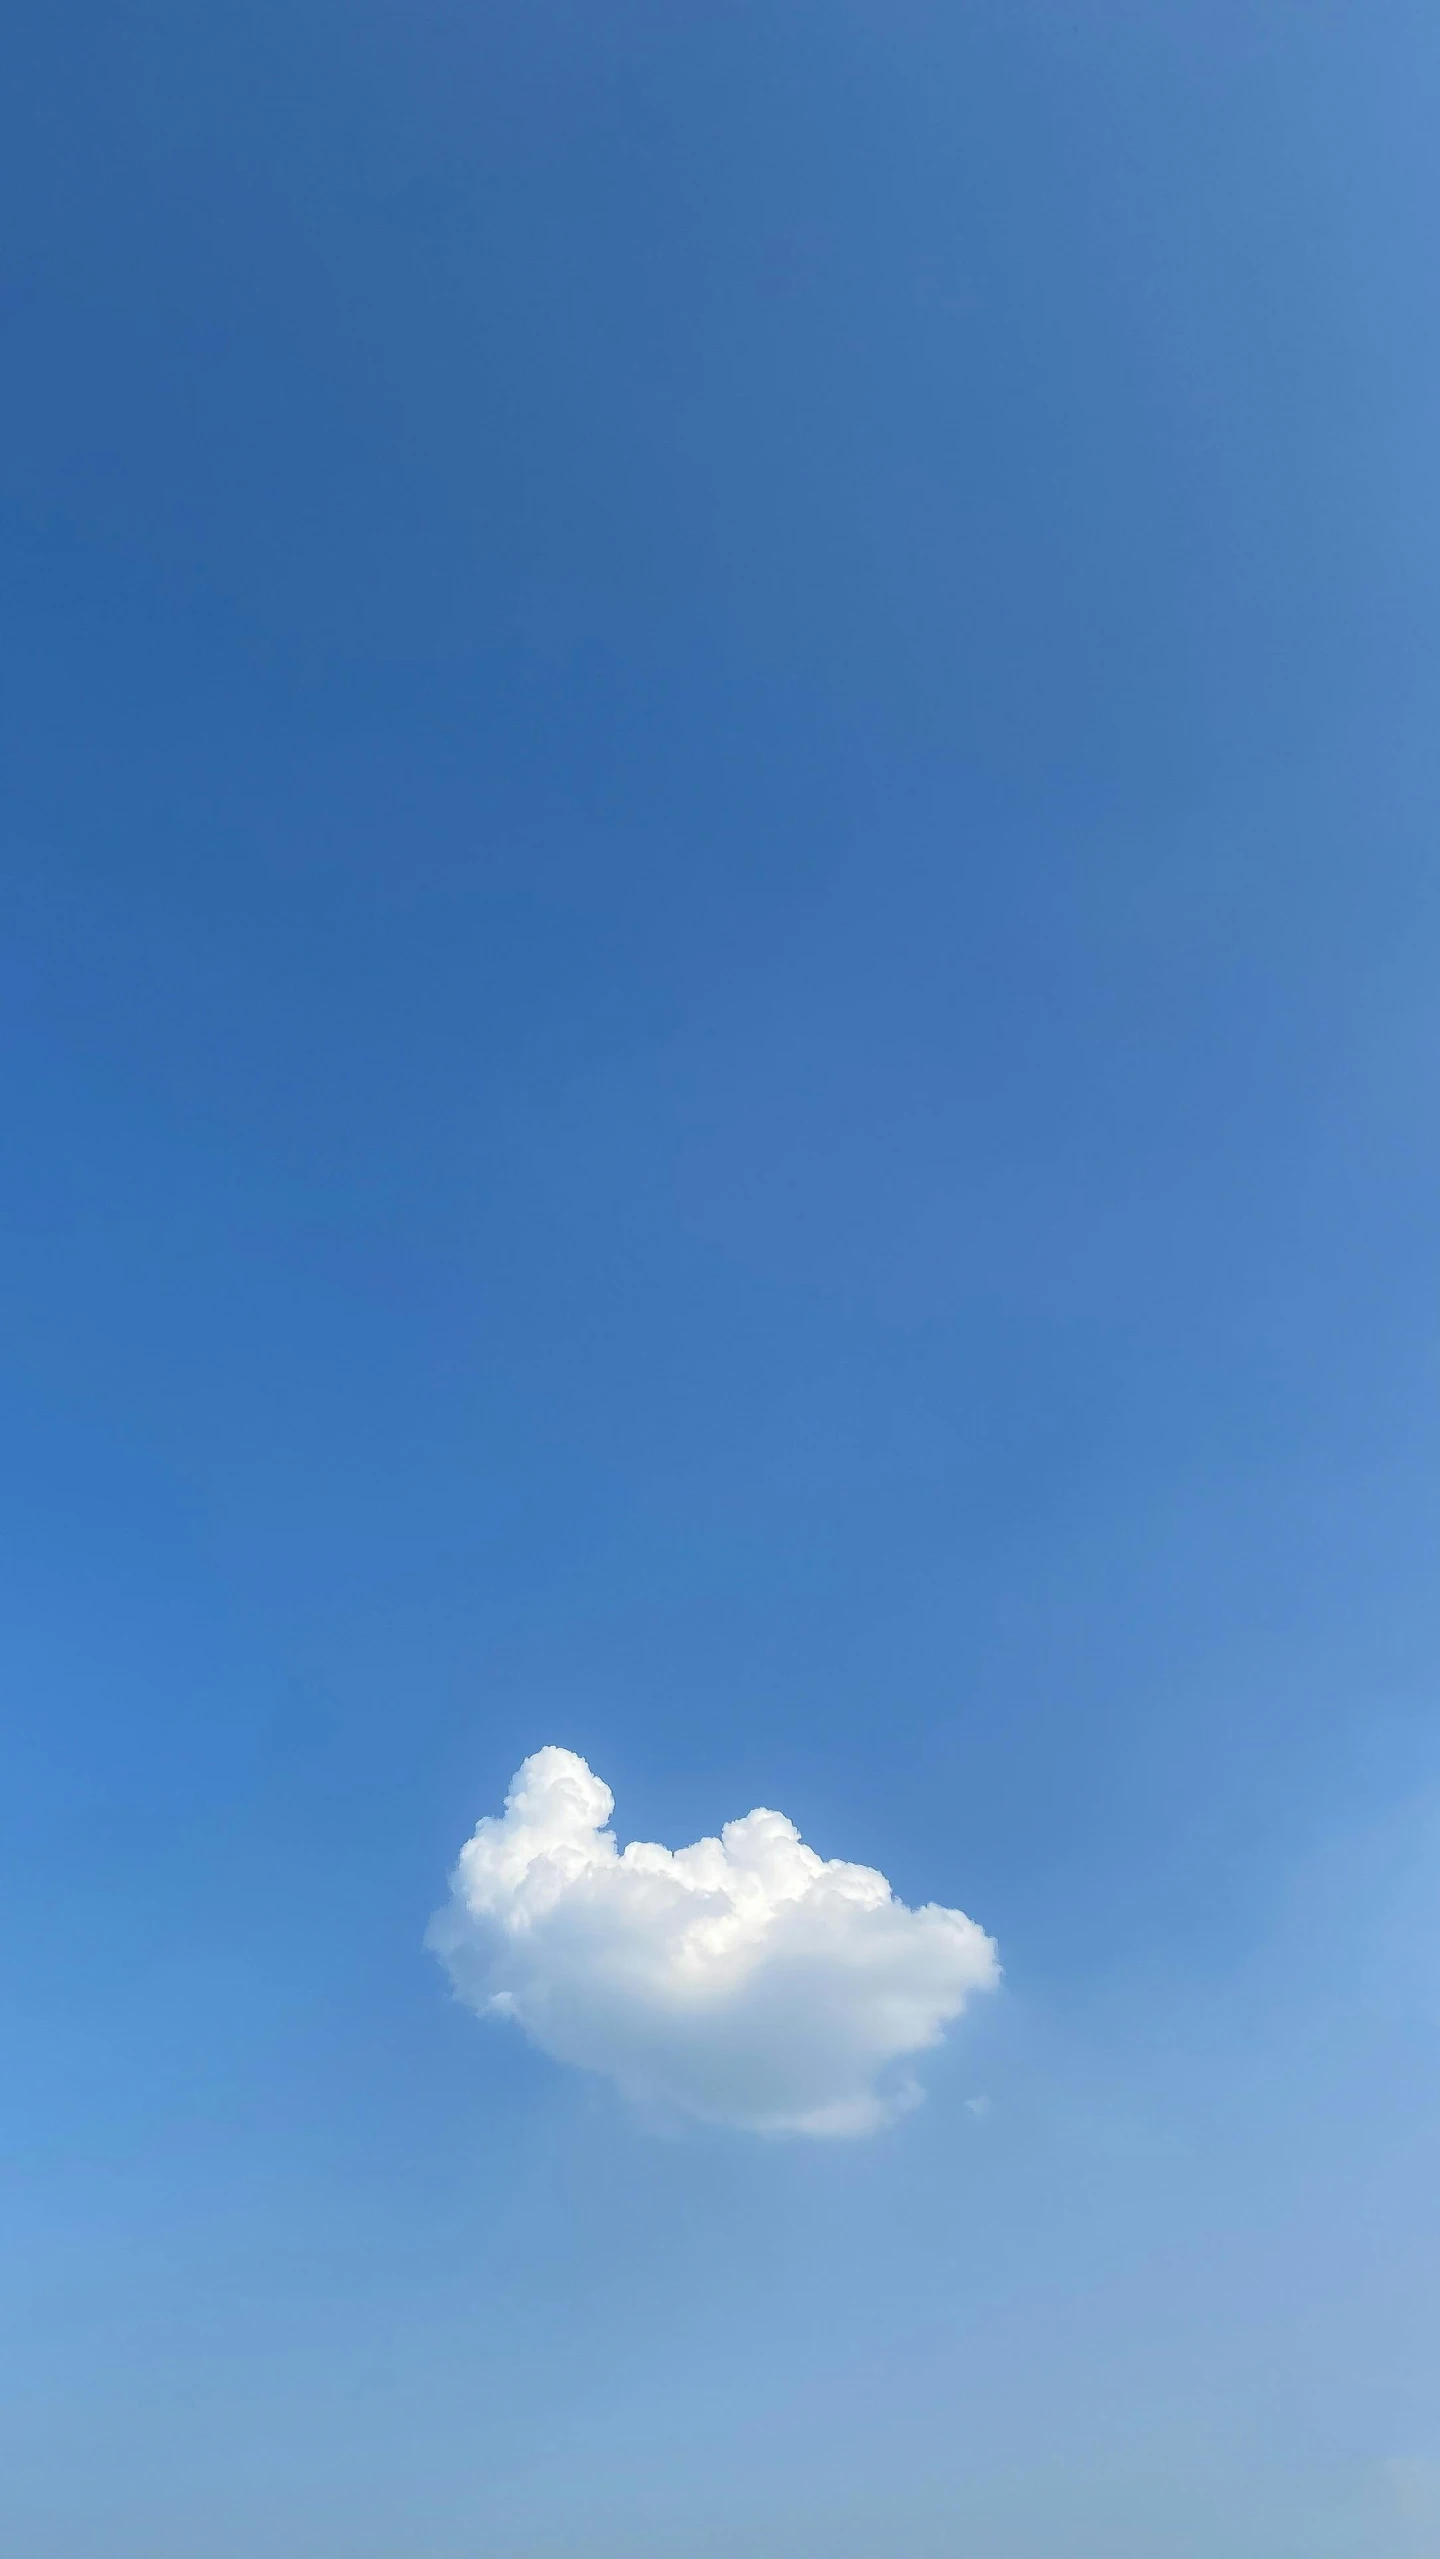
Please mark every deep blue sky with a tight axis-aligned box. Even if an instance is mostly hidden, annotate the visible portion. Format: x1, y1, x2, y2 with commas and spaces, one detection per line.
3, 1, 1440, 2551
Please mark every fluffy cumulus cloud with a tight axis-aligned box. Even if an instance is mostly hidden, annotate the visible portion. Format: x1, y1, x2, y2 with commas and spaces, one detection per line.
427, 1747, 999, 2136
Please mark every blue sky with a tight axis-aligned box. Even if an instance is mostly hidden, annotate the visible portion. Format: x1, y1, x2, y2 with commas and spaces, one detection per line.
3, 0, 1440, 2549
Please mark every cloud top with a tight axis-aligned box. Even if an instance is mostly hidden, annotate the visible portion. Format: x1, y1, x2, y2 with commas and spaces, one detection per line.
428, 1747, 999, 2136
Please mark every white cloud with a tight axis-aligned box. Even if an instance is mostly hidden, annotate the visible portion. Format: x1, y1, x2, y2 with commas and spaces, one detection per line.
427, 1746, 999, 2136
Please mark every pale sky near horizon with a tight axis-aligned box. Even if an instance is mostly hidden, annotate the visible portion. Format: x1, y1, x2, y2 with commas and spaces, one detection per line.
4, 2, 1440, 2551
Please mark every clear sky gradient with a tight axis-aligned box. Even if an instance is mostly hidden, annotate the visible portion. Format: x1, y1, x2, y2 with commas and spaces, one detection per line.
3, 2, 1440, 2552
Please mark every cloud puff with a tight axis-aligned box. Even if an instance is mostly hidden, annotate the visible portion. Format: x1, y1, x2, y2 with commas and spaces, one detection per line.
427, 1747, 999, 2136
